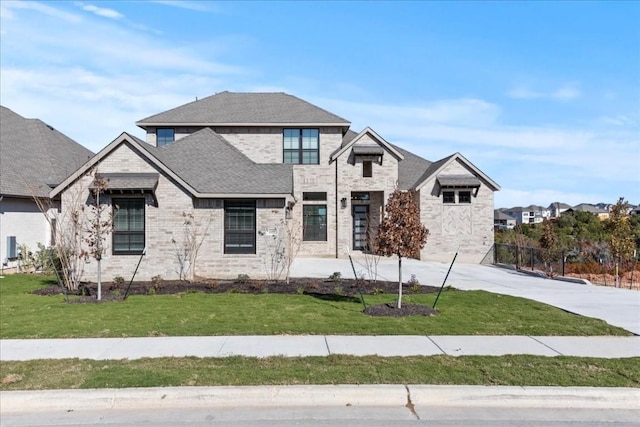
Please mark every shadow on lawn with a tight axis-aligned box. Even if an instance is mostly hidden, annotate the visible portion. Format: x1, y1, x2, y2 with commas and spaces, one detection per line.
303, 292, 362, 304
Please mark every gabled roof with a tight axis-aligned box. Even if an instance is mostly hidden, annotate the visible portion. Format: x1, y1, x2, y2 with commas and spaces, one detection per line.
1, 106, 94, 198
330, 126, 404, 162
548, 202, 572, 210
414, 152, 500, 192
569, 203, 608, 214
51, 129, 293, 199
494, 210, 517, 220
136, 92, 350, 131
392, 144, 433, 190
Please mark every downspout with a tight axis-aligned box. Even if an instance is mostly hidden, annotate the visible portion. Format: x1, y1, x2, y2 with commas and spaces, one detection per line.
335, 159, 339, 258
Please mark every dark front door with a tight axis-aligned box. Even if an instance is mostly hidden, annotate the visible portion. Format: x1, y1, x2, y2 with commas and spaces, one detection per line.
353, 205, 369, 251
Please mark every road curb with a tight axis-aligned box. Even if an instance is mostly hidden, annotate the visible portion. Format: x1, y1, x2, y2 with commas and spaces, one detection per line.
2, 385, 638, 414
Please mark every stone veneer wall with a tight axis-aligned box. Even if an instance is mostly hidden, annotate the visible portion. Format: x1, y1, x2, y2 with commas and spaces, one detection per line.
61, 142, 290, 281
334, 134, 399, 255
418, 159, 494, 263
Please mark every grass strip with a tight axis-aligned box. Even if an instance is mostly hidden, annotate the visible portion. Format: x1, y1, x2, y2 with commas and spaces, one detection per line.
1, 355, 638, 390
0, 275, 629, 338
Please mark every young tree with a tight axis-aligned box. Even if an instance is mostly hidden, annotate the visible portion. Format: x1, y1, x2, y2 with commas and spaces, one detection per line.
171, 211, 212, 282
605, 197, 635, 287
538, 219, 559, 277
84, 172, 113, 300
374, 189, 428, 308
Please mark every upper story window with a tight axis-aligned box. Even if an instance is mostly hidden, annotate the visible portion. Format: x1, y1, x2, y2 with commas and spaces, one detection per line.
443, 191, 455, 204
157, 128, 175, 146
459, 191, 471, 203
112, 198, 145, 255
363, 161, 373, 177
283, 129, 319, 164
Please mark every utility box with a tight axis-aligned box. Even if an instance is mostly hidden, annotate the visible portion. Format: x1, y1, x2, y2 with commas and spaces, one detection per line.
6, 236, 17, 259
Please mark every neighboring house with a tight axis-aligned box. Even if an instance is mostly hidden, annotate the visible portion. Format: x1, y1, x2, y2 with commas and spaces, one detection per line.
51, 92, 499, 281
494, 210, 517, 230
567, 203, 610, 220
548, 202, 572, 218
0, 106, 93, 271
500, 205, 550, 225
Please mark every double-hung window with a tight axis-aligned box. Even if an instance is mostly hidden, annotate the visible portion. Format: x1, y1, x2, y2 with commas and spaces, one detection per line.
157, 128, 175, 146
303, 205, 327, 241
224, 200, 256, 254
112, 198, 145, 255
283, 129, 319, 164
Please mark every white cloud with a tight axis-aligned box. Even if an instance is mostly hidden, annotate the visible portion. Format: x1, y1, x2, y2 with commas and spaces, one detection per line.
507, 83, 581, 101
151, 1, 218, 12
2, 0, 82, 23
75, 2, 123, 19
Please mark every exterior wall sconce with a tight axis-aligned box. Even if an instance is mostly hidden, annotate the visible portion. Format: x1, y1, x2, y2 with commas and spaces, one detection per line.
340, 198, 347, 208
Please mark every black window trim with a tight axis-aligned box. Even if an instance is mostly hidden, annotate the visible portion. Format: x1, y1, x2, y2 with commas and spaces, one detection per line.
283, 128, 320, 165
112, 198, 145, 255
157, 127, 175, 146
303, 204, 327, 242
224, 200, 257, 254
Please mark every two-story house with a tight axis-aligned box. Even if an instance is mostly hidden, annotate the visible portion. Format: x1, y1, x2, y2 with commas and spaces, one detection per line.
500, 205, 550, 225
51, 92, 499, 281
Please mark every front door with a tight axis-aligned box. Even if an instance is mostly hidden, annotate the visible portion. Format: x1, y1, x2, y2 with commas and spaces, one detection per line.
352, 205, 369, 251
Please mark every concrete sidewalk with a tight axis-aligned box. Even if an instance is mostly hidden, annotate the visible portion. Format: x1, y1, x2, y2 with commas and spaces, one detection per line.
290, 257, 640, 335
2, 335, 639, 361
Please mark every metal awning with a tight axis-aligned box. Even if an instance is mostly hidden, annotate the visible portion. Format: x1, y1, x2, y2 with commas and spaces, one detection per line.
352, 145, 384, 156
91, 173, 159, 204
437, 174, 481, 188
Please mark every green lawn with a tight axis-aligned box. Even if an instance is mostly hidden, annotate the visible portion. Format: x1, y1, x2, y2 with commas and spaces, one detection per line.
0, 274, 629, 338
1, 355, 638, 390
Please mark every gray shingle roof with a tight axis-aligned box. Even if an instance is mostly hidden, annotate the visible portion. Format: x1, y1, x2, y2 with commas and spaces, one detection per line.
393, 144, 434, 190
152, 128, 293, 195
0, 106, 94, 198
136, 92, 351, 127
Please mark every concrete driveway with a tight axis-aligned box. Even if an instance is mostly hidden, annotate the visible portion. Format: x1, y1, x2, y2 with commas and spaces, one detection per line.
290, 256, 640, 335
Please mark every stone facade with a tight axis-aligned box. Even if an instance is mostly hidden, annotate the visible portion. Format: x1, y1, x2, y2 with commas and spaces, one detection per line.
55, 95, 498, 281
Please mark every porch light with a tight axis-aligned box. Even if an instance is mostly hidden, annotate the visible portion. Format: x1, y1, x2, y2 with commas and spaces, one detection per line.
341, 198, 348, 208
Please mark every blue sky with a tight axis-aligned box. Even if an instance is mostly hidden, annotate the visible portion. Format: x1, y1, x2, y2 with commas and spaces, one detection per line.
1, 0, 638, 208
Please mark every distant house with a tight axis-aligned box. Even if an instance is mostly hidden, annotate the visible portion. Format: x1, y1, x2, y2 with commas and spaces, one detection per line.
0, 106, 93, 271
548, 202, 572, 218
567, 203, 610, 221
51, 92, 500, 281
500, 205, 550, 225
494, 210, 517, 230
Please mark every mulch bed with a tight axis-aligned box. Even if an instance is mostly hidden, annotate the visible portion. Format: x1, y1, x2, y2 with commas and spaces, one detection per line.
32, 278, 441, 317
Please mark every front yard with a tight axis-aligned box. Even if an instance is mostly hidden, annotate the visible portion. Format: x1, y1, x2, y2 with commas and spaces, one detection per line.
0, 274, 629, 338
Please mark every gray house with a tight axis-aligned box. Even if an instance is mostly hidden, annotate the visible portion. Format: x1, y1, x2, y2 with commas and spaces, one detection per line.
0, 106, 93, 271
51, 92, 499, 281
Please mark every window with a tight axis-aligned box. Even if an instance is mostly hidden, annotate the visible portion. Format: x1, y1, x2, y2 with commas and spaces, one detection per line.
459, 191, 471, 203
303, 192, 327, 201
443, 191, 455, 204
112, 198, 145, 255
303, 205, 327, 241
224, 200, 256, 254
283, 129, 319, 164
157, 128, 175, 146
351, 192, 370, 201
363, 161, 372, 177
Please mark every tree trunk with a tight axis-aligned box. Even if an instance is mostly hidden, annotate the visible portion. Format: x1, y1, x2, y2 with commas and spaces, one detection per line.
97, 259, 102, 301
397, 255, 403, 309
615, 261, 619, 288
